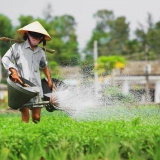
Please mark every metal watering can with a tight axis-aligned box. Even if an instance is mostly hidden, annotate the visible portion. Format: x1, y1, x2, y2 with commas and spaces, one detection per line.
7, 76, 67, 112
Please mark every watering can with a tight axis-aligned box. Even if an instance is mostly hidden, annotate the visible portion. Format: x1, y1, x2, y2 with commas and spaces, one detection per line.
41, 78, 68, 112
7, 76, 67, 112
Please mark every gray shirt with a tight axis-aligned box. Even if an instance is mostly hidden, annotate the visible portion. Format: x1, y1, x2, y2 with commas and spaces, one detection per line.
2, 39, 48, 97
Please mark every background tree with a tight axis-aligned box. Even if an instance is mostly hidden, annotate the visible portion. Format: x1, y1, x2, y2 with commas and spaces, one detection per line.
146, 20, 160, 58
0, 14, 13, 55
0, 14, 14, 80
1, 9, 160, 69
135, 13, 160, 60
49, 15, 79, 65
85, 10, 114, 55
108, 16, 130, 55
13, 15, 35, 40
85, 9, 130, 57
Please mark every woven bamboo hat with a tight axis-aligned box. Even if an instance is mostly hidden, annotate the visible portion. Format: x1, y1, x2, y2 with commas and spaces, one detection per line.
17, 21, 51, 41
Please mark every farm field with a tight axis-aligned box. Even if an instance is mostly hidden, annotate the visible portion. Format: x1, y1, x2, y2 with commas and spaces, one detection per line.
0, 106, 160, 160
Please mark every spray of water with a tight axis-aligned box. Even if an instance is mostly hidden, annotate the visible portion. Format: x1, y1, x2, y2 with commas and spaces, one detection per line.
50, 72, 160, 121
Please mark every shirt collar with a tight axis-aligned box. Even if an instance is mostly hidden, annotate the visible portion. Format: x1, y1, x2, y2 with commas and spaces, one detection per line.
24, 39, 40, 53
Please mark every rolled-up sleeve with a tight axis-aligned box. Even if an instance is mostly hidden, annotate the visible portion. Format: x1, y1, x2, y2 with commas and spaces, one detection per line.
2, 44, 17, 71
39, 52, 48, 69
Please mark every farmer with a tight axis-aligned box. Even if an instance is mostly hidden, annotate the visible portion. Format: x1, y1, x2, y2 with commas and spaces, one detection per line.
2, 21, 53, 123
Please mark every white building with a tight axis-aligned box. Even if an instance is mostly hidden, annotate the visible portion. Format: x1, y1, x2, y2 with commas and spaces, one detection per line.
110, 61, 160, 103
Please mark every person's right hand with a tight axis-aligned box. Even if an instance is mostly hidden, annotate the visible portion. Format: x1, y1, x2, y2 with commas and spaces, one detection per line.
9, 68, 23, 85
11, 72, 30, 87
11, 72, 23, 84
9, 68, 30, 87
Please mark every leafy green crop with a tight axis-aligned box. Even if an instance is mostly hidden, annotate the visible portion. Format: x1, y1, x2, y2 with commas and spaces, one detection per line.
0, 108, 160, 160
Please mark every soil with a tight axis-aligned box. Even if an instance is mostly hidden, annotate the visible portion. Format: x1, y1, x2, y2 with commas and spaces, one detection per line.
0, 108, 19, 114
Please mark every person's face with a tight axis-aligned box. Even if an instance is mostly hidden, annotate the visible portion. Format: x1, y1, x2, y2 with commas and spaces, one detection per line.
27, 31, 43, 47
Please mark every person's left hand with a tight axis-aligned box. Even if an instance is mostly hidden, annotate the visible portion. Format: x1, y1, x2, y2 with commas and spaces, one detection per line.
47, 79, 53, 90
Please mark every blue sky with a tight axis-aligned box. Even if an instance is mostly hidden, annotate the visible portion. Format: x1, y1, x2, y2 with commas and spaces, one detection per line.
0, 0, 160, 50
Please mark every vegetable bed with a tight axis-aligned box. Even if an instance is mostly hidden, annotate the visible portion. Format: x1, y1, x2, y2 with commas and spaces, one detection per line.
0, 106, 160, 160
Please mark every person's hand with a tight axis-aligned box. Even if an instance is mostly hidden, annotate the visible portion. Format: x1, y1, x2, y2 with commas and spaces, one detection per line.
47, 79, 53, 90
9, 68, 29, 87
11, 70, 23, 85
52, 83, 56, 92
21, 83, 30, 87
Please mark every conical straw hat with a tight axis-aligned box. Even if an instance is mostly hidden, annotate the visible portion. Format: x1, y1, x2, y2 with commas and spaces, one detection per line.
17, 21, 51, 41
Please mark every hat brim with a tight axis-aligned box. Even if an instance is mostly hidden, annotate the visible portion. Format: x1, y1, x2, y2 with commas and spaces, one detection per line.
17, 29, 51, 41
17, 21, 51, 41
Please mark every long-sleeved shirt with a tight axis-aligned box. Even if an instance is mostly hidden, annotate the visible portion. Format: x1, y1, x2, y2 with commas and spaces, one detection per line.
2, 39, 48, 97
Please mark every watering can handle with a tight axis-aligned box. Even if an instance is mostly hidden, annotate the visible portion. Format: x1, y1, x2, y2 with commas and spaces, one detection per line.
52, 83, 57, 92
9, 74, 30, 87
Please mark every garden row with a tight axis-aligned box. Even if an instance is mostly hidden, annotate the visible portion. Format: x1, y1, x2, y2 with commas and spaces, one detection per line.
0, 108, 160, 160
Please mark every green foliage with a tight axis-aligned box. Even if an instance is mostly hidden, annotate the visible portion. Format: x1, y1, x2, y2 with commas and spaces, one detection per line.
80, 55, 126, 77
84, 10, 160, 61
104, 85, 135, 105
18, 15, 35, 28
85, 10, 130, 56
79, 55, 94, 78
85, 30, 111, 55
0, 108, 160, 160
12, 15, 35, 40
1, 8, 160, 65
124, 39, 142, 55
0, 14, 13, 37
0, 14, 14, 56
93, 9, 114, 32
48, 15, 79, 65
135, 13, 160, 60
40, 60, 60, 79
96, 55, 126, 75
48, 61, 60, 78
